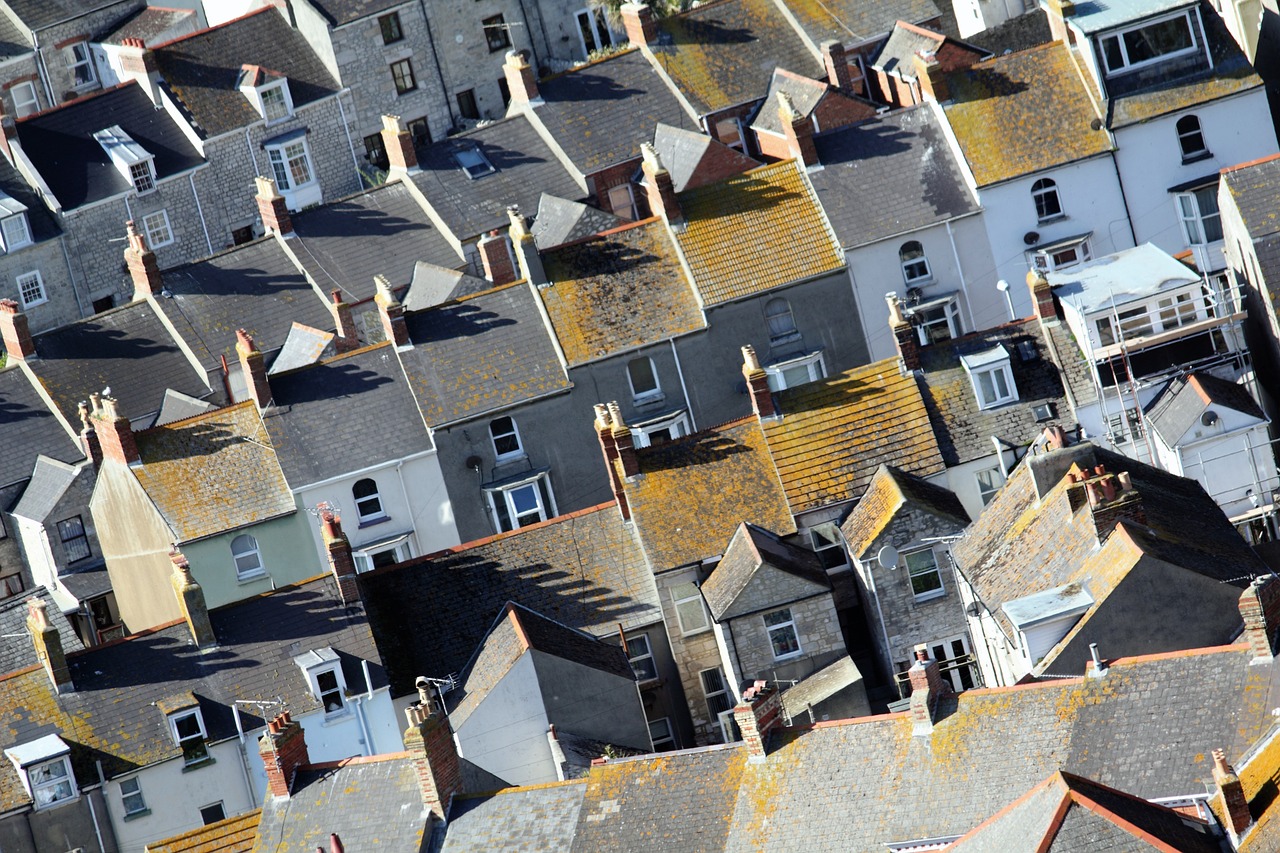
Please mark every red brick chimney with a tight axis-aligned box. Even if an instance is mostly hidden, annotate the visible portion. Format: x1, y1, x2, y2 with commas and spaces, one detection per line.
1240, 575, 1280, 661
259, 711, 309, 799
778, 92, 818, 168
640, 143, 681, 224
621, 2, 659, 47
886, 293, 921, 371
236, 329, 272, 409
380, 114, 418, 173
123, 220, 164, 300
319, 507, 360, 605
913, 51, 949, 103
478, 230, 517, 285
1213, 748, 1251, 837
908, 644, 948, 735
732, 680, 784, 760
78, 399, 102, 469
608, 401, 639, 478
255, 176, 293, 237
170, 547, 216, 648
741, 345, 777, 419
1075, 465, 1146, 543
594, 404, 630, 520
374, 275, 409, 347
404, 686, 463, 820
92, 396, 141, 467
26, 597, 72, 693
1028, 268, 1058, 322
820, 40, 852, 92
503, 50, 540, 107
0, 299, 35, 360
329, 289, 359, 354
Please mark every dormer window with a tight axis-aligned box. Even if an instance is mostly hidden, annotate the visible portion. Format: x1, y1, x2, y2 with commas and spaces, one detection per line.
1098, 12, 1197, 77
94, 125, 157, 195
239, 66, 293, 124
261, 84, 290, 122
455, 146, 496, 179
961, 344, 1018, 409
296, 647, 349, 715
159, 693, 209, 765
8, 734, 77, 810
0, 191, 32, 252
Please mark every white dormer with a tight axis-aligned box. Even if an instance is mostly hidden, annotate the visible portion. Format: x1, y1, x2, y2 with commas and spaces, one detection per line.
239, 65, 293, 124
294, 647, 349, 716
0, 190, 32, 252
93, 125, 156, 195
7, 733, 78, 809
961, 344, 1018, 410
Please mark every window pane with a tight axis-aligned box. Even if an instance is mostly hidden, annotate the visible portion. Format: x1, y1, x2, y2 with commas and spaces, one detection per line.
269, 150, 290, 189
675, 598, 707, 632
629, 358, 659, 396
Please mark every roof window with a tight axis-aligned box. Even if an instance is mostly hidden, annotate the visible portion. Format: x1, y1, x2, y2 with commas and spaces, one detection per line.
454, 146, 496, 179
7, 734, 78, 809
93, 125, 156, 195
1098, 11, 1198, 77
238, 65, 294, 124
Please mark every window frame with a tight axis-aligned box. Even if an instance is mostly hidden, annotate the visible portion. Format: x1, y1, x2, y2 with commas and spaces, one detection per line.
976, 466, 1004, 505
266, 137, 316, 193
28, 755, 76, 809
486, 473, 557, 532
1031, 178, 1063, 222
625, 634, 658, 681
671, 581, 710, 635
904, 547, 945, 601
64, 41, 97, 90
489, 416, 524, 463
199, 801, 226, 825
763, 607, 802, 660
10, 80, 37, 118
168, 709, 209, 766
1, 211, 31, 251
1177, 184, 1222, 247
129, 160, 155, 195
765, 351, 826, 391
575, 7, 618, 57
454, 146, 496, 179
808, 524, 849, 570
1176, 114, 1209, 161
56, 515, 92, 563
607, 183, 638, 220
909, 294, 963, 346
16, 270, 44, 308
700, 667, 732, 721
631, 410, 691, 448
627, 356, 662, 404
119, 776, 147, 816
648, 717, 675, 751
456, 89, 480, 120
379, 11, 404, 44
899, 240, 932, 284
972, 363, 1017, 408
390, 58, 417, 95
230, 533, 265, 581
141, 209, 173, 248
313, 665, 348, 715
1097, 11, 1198, 77
483, 14, 512, 52
764, 296, 800, 345
352, 478, 385, 523
259, 82, 292, 123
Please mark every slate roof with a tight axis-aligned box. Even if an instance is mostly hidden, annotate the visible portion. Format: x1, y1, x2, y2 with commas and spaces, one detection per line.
444, 782, 586, 852
0, 148, 57, 242
1147, 373, 1266, 448
266, 324, 333, 375
132, 401, 296, 543
871, 21, 948, 79
155, 389, 217, 426
0, 575, 381, 812
651, 123, 759, 193
15, 83, 205, 210
0, 9, 26, 61
402, 263, 490, 312
11, 455, 80, 522
396, 283, 569, 427
780, 0, 951, 43
410, 114, 584, 242
261, 342, 433, 488
530, 194, 623, 251
531, 48, 698, 174
299, 0, 405, 27
841, 464, 969, 559
539, 219, 705, 365
153, 9, 340, 138
809, 103, 980, 249
750, 69, 829, 137
148, 808, 261, 853
646, 0, 821, 115
101, 7, 197, 46
358, 503, 660, 697
251, 756, 429, 853
289, 182, 461, 303
0, 589, 83, 678
702, 522, 830, 621
675, 160, 843, 306
623, 417, 796, 570
0, 366, 82, 489
26, 300, 210, 426
1222, 153, 1280, 240
4, 0, 125, 32
918, 319, 1071, 466
943, 41, 1112, 187
761, 359, 946, 513
155, 237, 335, 371
962, 8, 1053, 55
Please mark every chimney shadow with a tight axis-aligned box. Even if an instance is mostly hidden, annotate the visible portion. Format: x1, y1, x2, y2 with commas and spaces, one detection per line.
407, 300, 517, 343
636, 430, 753, 473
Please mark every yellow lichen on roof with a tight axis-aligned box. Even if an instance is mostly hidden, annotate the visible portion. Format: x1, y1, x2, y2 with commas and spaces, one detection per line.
540, 220, 705, 365
762, 360, 945, 513
147, 808, 262, 853
943, 42, 1112, 187
676, 160, 843, 306
841, 468, 907, 558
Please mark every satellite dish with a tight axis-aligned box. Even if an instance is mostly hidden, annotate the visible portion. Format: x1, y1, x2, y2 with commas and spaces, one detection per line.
1201, 410, 1219, 427
877, 545, 899, 570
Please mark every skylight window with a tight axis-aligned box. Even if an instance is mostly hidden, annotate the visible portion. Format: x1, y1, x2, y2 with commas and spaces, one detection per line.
455, 147, 496, 179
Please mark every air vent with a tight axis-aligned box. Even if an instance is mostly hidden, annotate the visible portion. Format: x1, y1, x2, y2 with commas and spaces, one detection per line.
1032, 402, 1056, 422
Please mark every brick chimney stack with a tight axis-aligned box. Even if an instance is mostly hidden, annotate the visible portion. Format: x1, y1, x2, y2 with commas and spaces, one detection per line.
478, 230, 517, 286
820, 40, 852, 92
329, 289, 359, 354
594, 404, 630, 520
1046, 0, 1076, 42
1067, 464, 1146, 543
116, 37, 162, 106
913, 51, 949, 103
1213, 748, 1252, 837
1239, 575, 1280, 661
908, 644, 948, 735
886, 292, 921, 372
733, 680, 784, 762
741, 345, 776, 419
26, 597, 72, 693
259, 712, 309, 799
503, 50, 540, 107
1028, 268, 1058, 322
621, 2, 658, 47
404, 686, 463, 820
78, 400, 103, 469
778, 92, 818, 168
236, 329, 272, 409
640, 142, 681, 225
319, 507, 360, 604
608, 401, 639, 478
374, 275, 409, 347
0, 298, 35, 360
170, 547, 216, 648
92, 396, 141, 467
380, 114, 419, 174
124, 220, 164, 300
508, 205, 546, 286
255, 176, 293, 237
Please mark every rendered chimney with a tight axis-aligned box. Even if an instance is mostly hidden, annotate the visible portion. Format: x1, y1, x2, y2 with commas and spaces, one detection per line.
608, 401, 639, 478
170, 547, 217, 648
124, 220, 163, 300
478, 230, 517, 285
404, 687, 463, 820
380, 114, 418, 173
26, 597, 72, 693
1046, 0, 1075, 42
733, 680, 783, 762
255, 176, 293, 237
778, 92, 818, 168
236, 329, 272, 409
913, 51, 949, 103
507, 205, 546, 286
78, 400, 103, 469
259, 711, 309, 799
907, 644, 947, 735
503, 50, 540, 107
1213, 748, 1252, 837
0, 298, 35, 360
1027, 268, 1058, 322
741, 345, 776, 419
374, 275, 409, 347
319, 507, 360, 604
1240, 575, 1280, 661
93, 396, 141, 467
820, 40, 852, 91
640, 143, 681, 224
330, 289, 359, 353
621, 2, 659, 47
886, 292, 921, 371
116, 37, 162, 106
594, 403, 630, 520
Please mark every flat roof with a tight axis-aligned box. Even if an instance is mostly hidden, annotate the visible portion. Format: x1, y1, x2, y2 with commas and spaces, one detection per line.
1068, 0, 1199, 35
1003, 582, 1094, 630
1047, 243, 1200, 314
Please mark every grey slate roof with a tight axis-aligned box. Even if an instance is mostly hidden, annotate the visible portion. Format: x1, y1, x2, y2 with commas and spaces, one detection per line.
651, 123, 759, 193
702, 523, 830, 621
403, 262, 491, 311
286, 0, 403, 27
781, 0, 952, 44
0, 587, 83, 676
444, 783, 586, 852
266, 324, 333, 375
0, 148, 56, 241
961, 9, 1053, 54
530, 194, 623, 251
100, 7, 197, 46
11, 455, 80, 522
58, 564, 112, 600
153, 8, 341, 138
1223, 155, 1280, 240
410, 114, 585, 242
16, 83, 205, 211
3, 0, 126, 31
751, 70, 828, 136
871, 22, 947, 78
0, 9, 26, 60
289, 182, 462, 303
531, 48, 698, 174
154, 388, 216, 426
510, 602, 634, 679
396, 283, 569, 426
260, 342, 434, 488
1146, 373, 1267, 448
809, 104, 980, 249
0, 366, 82, 489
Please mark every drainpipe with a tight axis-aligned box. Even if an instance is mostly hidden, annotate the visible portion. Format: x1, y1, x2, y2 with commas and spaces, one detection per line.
669, 337, 697, 431
417, 0, 456, 130
232, 704, 259, 805
189, 172, 214, 256
1108, 150, 1139, 248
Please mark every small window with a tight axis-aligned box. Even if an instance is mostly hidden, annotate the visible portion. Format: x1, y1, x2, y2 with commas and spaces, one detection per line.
976, 466, 1004, 505
379, 11, 403, 44
483, 14, 511, 52
457, 89, 480, 120
763, 607, 802, 659
141, 210, 173, 248
671, 581, 709, 634
912, 296, 963, 346
29, 756, 76, 808
11, 81, 37, 118
170, 710, 208, 765
1178, 186, 1223, 246
607, 183, 637, 220
899, 241, 931, 283
632, 410, 691, 447
120, 777, 146, 816
1158, 291, 1198, 329
390, 59, 417, 95
57, 516, 91, 563
316, 668, 345, 713
576, 7, 618, 57
809, 524, 848, 570
765, 351, 825, 391
363, 132, 389, 170
130, 161, 155, 194
352, 478, 384, 522
489, 416, 524, 461
230, 533, 264, 580
199, 801, 226, 825
260, 84, 290, 122
0, 567, 24, 599
905, 548, 944, 599
64, 42, 96, 89
961, 346, 1018, 409
627, 357, 661, 403
487, 474, 556, 532
764, 297, 799, 344
626, 634, 657, 681
1176, 115, 1208, 160
498, 76, 511, 107
17, 271, 44, 308
648, 717, 675, 751
715, 117, 744, 151
1032, 178, 1062, 221
700, 667, 732, 720
267, 140, 315, 191
454, 147, 495, 179
1, 212, 30, 251
1033, 238, 1091, 272
407, 117, 431, 147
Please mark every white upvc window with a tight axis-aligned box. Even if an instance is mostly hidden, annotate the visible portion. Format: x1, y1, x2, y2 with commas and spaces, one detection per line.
64, 41, 97, 90
119, 777, 147, 816
607, 183, 638, 220
809, 523, 848, 570
909, 294, 963, 346
0, 211, 31, 251
352, 536, 413, 573
267, 138, 315, 192
632, 410, 691, 448
899, 240, 932, 284
626, 634, 657, 681
352, 477, 385, 523
141, 210, 173, 248
1031, 178, 1063, 222
11, 81, 37, 117
1098, 11, 1198, 77
486, 472, 556, 532
230, 533, 265, 580
976, 465, 1004, 505
905, 547, 945, 600
1176, 114, 1208, 160
765, 351, 826, 391
575, 6, 619, 57
961, 345, 1018, 409
17, 270, 44, 308
260, 82, 291, 122
489, 415, 524, 462
671, 581, 710, 634
29, 756, 76, 808
764, 296, 800, 345
93, 125, 156, 195
627, 356, 662, 404
1031, 236, 1091, 273
1177, 185, 1223, 246
648, 717, 675, 751
296, 648, 349, 715
168, 709, 209, 765
455, 146, 496, 179
764, 607, 802, 659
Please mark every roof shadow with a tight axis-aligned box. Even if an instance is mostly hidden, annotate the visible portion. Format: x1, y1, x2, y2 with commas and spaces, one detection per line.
408, 300, 517, 343
270, 360, 396, 407
294, 203, 432, 240
637, 430, 754, 473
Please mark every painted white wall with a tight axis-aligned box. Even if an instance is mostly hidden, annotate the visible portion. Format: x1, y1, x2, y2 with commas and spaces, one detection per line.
453, 652, 553, 788
1159, 421, 1279, 518
199, 0, 269, 27
943, 449, 1015, 522
11, 517, 65, 607
951, 0, 1032, 38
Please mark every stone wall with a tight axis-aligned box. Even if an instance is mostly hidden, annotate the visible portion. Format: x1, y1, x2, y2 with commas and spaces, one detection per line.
0, 235, 82, 331
727, 592, 846, 684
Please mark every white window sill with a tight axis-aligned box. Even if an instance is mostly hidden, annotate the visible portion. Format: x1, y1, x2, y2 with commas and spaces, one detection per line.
977, 398, 1019, 411
772, 651, 804, 662
913, 589, 947, 603
493, 453, 528, 466
319, 708, 354, 727
237, 572, 268, 585
633, 392, 665, 408
1037, 214, 1067, 226
679, 627, 712, 638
